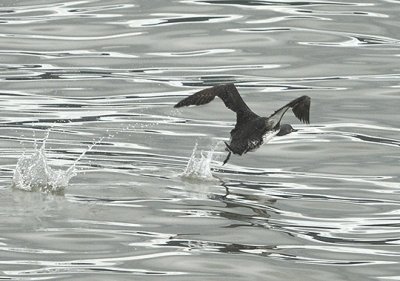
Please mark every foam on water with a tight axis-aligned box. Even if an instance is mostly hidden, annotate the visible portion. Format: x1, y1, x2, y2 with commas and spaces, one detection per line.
180, 141, 225, 181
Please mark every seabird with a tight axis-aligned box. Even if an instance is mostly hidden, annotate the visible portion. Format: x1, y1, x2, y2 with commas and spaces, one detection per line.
174, 83, 311, 164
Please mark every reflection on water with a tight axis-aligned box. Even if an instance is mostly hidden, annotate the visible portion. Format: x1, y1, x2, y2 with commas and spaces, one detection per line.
0, 0, 400, 280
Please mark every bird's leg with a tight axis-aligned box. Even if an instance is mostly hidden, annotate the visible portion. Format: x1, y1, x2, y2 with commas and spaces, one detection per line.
223, 151, 231, 165
223, 141, 233, 165
224, 141, 233, 151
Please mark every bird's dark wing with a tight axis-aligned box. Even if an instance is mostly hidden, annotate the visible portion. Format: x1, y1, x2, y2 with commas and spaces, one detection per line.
291, 95, 311, 124
174, 83, 259, 124
268, 95, 311, 127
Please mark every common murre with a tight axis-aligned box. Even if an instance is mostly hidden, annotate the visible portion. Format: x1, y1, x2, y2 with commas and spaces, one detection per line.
174, 83, 311, 164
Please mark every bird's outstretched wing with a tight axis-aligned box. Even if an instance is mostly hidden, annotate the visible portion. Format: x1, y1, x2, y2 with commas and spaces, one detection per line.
174, 83, 258, 124
291, 95, 311, 124
268, 95, 311, 127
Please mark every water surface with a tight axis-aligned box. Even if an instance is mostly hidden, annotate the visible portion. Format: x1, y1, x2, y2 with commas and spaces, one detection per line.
0, 0, 400, 280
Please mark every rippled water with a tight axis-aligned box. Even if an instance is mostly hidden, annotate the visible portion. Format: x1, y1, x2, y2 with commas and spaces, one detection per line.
1, 0, 400, 280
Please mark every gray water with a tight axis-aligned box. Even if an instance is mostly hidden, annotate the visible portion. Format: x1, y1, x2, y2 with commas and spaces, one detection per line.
1, 0, 400, 280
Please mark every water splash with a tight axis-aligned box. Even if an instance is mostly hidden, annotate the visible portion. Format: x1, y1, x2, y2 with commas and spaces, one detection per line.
11, 121, 146, 194
181, 141, 225, 181
12, 140, 76, 194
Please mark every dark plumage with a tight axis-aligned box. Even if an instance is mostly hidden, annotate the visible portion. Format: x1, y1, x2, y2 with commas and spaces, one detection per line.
174, 83, 311, 164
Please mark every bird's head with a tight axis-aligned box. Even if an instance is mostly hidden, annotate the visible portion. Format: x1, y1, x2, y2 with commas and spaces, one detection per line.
276, 124, 297, 136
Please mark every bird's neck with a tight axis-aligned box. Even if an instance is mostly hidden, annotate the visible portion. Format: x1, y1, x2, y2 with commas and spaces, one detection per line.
266, 118, 280, 131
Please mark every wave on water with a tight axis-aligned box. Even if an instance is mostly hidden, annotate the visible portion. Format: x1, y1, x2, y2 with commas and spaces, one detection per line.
12, 134, 77, 194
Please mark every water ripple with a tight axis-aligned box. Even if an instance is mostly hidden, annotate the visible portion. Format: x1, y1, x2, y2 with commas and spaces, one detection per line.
0, 49, 138, 59
116, 13, 242, 28
182, 0, 370, 8
0, 1, 135, 24
0, 31, 142, 41
148, 49, 236, 57
229, 27, 400, 47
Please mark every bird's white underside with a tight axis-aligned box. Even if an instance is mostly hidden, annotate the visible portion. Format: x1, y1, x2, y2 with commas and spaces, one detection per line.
262, 129, 279, 144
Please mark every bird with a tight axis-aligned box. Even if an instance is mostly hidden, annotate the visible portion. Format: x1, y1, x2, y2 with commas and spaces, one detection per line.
174, 83, 310, 165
